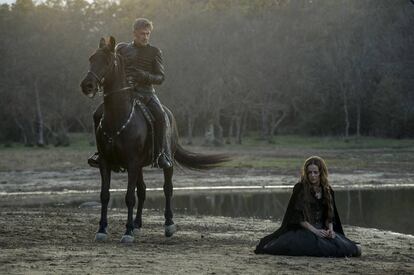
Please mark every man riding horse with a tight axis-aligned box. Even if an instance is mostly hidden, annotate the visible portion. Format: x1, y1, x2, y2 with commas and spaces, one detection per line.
88, 18, 172, 169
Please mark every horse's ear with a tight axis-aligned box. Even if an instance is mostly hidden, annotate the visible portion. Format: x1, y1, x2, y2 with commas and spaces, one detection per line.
99, 37, 106, 49
108, 36, 116, 52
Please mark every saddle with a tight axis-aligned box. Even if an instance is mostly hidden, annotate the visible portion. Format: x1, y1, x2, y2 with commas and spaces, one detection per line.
132, 93, 173, 168
94, 94, 170, 172
133, 96, 156, 166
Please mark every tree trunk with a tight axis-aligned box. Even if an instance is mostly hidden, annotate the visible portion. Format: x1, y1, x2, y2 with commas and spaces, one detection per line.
203, 120, 215, 145
55, 121, 70, 147
214, 119, 224, 146
268, 111, 286, 143
241, 112, 248, 143
343, 89, 350, 138
260, 107, 268, 139
13, 116, 27, 144
235, 115, 242, 144
27, 121, 36, 146
186, 111, 193, 145
226, 116, 234, 144
34, 77, 45, 147
356, 101, 361, 137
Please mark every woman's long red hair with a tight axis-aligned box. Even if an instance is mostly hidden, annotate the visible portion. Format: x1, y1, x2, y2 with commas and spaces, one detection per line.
300, 156, 333, 222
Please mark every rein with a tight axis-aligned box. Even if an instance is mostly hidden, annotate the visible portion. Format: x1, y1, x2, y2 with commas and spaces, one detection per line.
97, 98, 138, 144
88, 69, 103, 85
88, 52, 119, 95
103, 86, 133, 98
92, 53, 136, 144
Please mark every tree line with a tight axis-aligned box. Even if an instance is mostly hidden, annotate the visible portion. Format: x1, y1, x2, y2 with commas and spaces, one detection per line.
0, 0, 413, 146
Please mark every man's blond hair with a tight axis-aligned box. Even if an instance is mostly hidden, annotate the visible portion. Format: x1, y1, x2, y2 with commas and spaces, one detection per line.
133, 18, 153, 31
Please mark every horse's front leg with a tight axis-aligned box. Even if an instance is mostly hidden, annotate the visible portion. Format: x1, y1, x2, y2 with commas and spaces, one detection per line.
95, 159, 111, 242
134, 167, 146, 233
163, 167, 176, 237
120, 164, 138, 243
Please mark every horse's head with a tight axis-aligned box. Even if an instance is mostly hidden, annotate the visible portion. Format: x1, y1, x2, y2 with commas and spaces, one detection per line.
80, 36, 116, 98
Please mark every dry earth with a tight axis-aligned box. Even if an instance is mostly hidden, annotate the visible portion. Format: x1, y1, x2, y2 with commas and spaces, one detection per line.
0, 207, 413, 275
1, 145, 414, 274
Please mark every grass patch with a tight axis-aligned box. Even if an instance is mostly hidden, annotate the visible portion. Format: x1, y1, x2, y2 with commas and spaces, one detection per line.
2, 133, 414, 151
1, 133, 414, 172
223, 157, 302, 170
1, 133, 95, 152
229, 135, 414, 150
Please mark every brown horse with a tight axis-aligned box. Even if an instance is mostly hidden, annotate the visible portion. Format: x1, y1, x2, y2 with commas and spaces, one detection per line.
80, 37, 228, 243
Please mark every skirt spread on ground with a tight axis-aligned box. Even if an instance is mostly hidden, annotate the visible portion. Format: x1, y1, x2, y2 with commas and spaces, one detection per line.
262, 227, 358, 257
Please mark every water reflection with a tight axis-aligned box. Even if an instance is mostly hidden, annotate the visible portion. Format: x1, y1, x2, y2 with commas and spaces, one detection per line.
336, 189, 413, 235
110, 191, 291, 219
105, 188, 414, 235
5, 187, 412, 235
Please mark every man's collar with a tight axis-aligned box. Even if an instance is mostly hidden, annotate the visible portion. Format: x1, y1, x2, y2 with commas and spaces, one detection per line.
132, 40, 150, 48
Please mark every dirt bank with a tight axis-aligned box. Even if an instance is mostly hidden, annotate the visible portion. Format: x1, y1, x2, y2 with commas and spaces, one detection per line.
1, 167, 414, 195
0, 207, 413, 274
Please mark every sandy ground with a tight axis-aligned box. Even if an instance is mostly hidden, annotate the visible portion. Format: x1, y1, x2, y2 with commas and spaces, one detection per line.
0, 207, 413, 274
1, 145, 414, 274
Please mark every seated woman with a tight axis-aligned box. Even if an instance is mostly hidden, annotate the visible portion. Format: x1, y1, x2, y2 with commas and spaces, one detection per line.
254, 156, 361, 257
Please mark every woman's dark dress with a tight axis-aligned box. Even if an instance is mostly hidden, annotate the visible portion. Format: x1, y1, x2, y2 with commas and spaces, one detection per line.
254, 182, 358, 257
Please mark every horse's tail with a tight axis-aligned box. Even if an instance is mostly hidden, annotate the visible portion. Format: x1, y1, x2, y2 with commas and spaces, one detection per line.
163, 106, 230, 170
174, 143, 230, 170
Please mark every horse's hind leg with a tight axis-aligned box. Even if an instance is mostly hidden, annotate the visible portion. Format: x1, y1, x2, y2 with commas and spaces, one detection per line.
95, 160, 111, 242
134, 167, 146, 233
120, 165, 138, 243
163, 167, 176, 237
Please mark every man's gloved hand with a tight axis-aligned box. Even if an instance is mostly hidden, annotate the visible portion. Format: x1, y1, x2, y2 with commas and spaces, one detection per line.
134, 69, 150, 83
133, 69, 164, 85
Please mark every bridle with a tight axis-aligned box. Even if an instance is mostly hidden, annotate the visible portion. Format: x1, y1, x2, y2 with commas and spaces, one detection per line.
87, 51, 123, 96
88, 50, 136, 143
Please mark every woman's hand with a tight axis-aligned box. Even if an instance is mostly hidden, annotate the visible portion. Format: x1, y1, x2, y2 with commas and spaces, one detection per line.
326, 228, 336, 239
326, 223, 336, 239
313, 229, 329, 238
301, 221, 330, 238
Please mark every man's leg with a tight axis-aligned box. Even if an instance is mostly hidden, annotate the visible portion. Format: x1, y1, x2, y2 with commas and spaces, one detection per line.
88, 104, 103, 168
146, 95, 172, 169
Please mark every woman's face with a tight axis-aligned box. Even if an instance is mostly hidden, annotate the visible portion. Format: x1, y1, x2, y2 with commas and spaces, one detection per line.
307, 164, 320, 185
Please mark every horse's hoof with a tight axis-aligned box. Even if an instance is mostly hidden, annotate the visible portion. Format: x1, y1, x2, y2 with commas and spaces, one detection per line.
164, 224, 177, 237
95, 232, 108, 242
120, 234, 134, 243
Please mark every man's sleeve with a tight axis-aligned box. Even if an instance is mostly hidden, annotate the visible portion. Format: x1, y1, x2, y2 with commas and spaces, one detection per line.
140, 47, 165, 85
148, 48, 165, 85
115, 42, 128, 54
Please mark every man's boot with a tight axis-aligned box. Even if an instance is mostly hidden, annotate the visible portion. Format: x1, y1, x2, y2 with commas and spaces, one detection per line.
147, 96, 172, 169
88, 152, 100, 168
156, 151, 172, 169
154, 122, 172, 169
